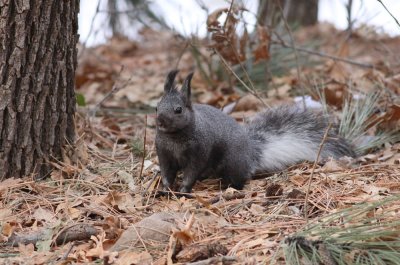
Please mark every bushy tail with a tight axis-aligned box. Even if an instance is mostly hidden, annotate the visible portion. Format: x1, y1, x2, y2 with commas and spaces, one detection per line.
246, 106, 355, 173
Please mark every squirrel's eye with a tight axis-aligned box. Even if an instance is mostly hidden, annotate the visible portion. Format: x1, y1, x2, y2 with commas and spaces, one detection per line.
155, 107, 158, 112
174, 106, 182, 114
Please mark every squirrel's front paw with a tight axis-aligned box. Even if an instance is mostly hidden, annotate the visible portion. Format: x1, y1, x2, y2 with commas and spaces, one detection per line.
179, 186, 192, 194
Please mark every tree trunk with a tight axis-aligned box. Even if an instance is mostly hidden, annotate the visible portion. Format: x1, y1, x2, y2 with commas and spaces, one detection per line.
258, 0, 319, 28
0, 0, 79, 179
285, 0, 319, 26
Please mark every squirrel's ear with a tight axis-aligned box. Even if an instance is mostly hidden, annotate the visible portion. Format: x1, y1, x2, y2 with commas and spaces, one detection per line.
164, 70, 179, 93
181, 72, 194, 103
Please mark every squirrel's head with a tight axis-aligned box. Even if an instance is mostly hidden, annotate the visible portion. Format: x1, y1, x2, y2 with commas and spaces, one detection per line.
156, 70, 194, 133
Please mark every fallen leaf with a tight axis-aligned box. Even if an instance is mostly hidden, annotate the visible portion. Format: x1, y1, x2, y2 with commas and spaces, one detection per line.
33, 207, 56, 224
116, 251, 153, 265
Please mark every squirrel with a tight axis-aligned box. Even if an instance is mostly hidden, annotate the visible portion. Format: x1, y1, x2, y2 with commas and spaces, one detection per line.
155, 70, 355, 193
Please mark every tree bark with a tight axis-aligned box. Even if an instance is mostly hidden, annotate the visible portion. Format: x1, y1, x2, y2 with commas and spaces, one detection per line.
258, 0, 319, 28
285, 0, 319, 26
0, 0, 79, 179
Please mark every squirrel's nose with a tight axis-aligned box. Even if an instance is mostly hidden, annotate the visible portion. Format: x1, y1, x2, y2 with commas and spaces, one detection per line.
157, 114, 169, 127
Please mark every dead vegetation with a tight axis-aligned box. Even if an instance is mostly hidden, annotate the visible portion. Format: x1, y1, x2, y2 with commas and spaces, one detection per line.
1, 4, 400, 265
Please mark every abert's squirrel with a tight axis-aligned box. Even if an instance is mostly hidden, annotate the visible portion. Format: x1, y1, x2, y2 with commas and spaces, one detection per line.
155, 70, 355, 193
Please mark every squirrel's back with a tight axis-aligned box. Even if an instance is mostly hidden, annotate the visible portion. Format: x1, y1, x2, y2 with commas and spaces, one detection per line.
190, 103, 254, 180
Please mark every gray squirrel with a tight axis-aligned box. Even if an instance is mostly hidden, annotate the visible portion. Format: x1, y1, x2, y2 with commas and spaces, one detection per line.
155, 70, 355, 193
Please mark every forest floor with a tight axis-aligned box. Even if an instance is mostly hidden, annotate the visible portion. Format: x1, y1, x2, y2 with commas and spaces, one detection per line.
1, 22, 400, 264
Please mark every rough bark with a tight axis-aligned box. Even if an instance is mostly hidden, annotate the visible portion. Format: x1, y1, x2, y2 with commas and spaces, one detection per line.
0, 0, 79, 179
285, 0, 319, 26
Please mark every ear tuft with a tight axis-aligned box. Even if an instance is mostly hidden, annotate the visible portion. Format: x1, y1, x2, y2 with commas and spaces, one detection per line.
181, 72, 194, 103
164, 70, 179, 92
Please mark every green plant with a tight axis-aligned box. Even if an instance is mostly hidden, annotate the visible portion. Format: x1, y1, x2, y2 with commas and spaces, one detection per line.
339, 92, 399, 154
274, 196, 400, 265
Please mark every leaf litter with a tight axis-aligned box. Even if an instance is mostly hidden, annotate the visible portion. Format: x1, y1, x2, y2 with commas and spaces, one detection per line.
1, 17, 400, 265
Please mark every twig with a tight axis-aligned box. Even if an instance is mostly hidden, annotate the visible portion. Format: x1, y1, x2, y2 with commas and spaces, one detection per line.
227, 39, 267, 108
274, 38, 374, 68
189, 43, 215, 89
167, 231, 177, 265
377, 0, 400, 28
79, 0, 101, 56
175, 41, 190, 69
90, 66, 134, 117
346, 0, 354, 34
138, 114, 147, 179
276, 0, 306, 109
132, 225, 149, 253
304, 124, 332, 222
61, 242, 75, 260
223, 0, 235, 31
219, 1, 268, 108
215, 49, 268, 107
141, 170, 160, 206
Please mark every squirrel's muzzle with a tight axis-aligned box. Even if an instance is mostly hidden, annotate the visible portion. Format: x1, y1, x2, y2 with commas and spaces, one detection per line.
156, 114, 171, 131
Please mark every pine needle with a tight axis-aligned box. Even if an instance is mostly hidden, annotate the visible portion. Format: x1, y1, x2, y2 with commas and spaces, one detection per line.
339, 91, 400, 155
276, 195, 400, 265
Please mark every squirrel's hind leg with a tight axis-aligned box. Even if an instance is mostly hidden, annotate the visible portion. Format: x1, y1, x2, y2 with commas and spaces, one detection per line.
179, 164, 208, 193
221, 165, 251, 191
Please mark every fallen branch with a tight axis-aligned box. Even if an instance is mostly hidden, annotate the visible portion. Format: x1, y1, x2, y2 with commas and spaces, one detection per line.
5, 224, 99, 247
273, 38, 374, 69
304, 123, 332, 222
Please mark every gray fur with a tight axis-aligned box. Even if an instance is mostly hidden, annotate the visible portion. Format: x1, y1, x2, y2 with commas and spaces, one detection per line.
155, 71, 355, 193
247, 106, 356, 173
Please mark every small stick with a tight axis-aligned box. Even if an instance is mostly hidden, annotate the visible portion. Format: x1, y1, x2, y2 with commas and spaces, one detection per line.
138, 114, 147, 179
175, 41, 190, 69
377, 0, 400, 28
215, 49, 268, 107
141, 170, 160, 206
90, 66, 136, 117
227, 40, 268, 108
304, 124, 332, 222
223, 0, 235, 31
61, 242, 75, 261
216, 0, 268, 108
273, 37, 374, 68
132, 225, 149, 253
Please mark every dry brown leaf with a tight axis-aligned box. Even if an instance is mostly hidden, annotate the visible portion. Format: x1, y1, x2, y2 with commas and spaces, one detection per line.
110, 212, 184, 252
0, 178, 22, 194
103, 191, 137, 213
329, 41, 350, 82
362, 185, 389, 196
253, 25, 270, 62
206, 8, 228, 29
18, 243, 35, 256
321, 159, 345, 172
249, 203, 264, 215
290, 175, 308, 186
1, 222, 15, 237
116, 251, 153, 265
86, 231, 114, 259
0, 208, 13, 221
33, 207, 56, 224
